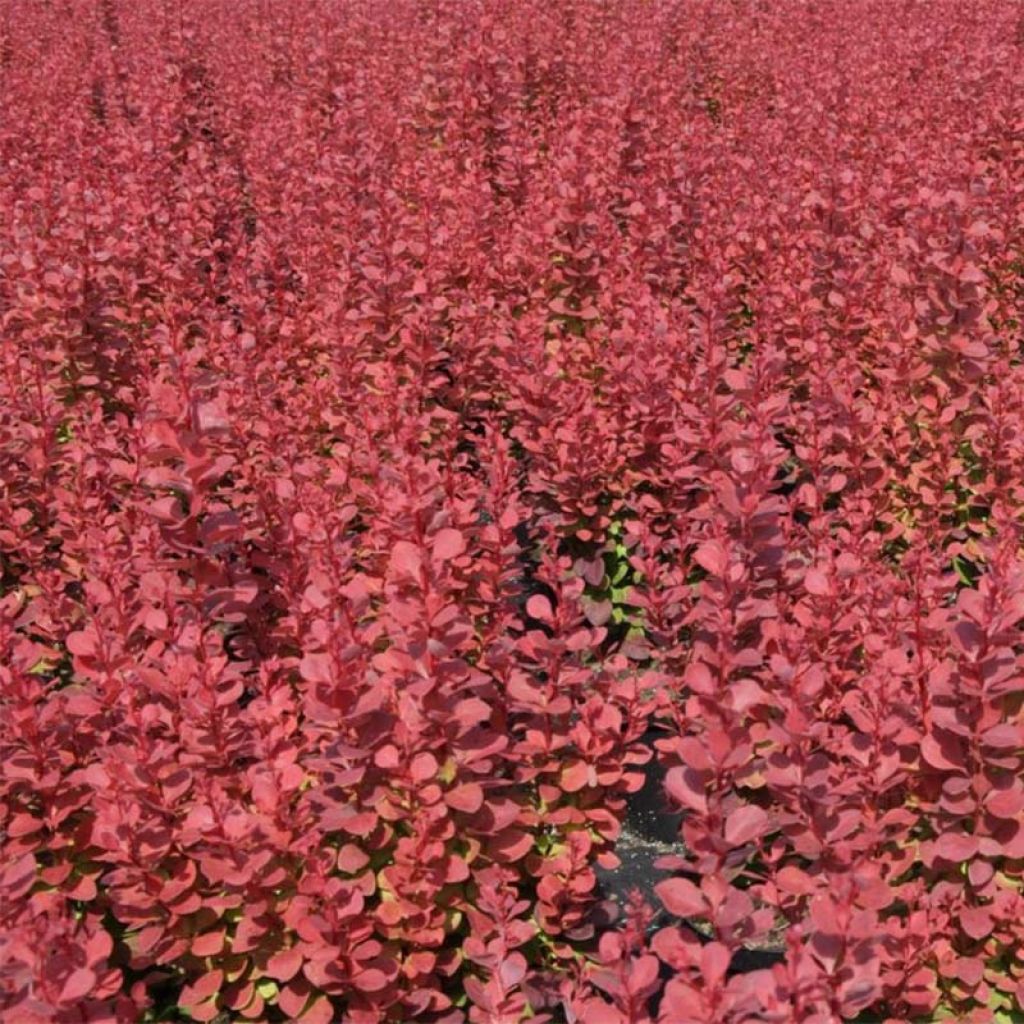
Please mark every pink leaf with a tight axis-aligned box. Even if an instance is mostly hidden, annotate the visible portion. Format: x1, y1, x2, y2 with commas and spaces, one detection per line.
985, 786, 1024, 819
445, 782, 484, 814
337, 844, 370, 874
725, 805, 769, 846
655, 878, 707, 917
299, 653, 332, 685
498, 952, 528, 988
701, 943, 731, 987
181, 970, 223, 1007
525, 594, 554, 623
561, 759, 591, 792
921, 732, 961, 772
934, 832, 979, 862
59, 968, 97, 1004
694, 541, 729, 576
266, 947, 303, 982
490, 830, 533, 862
66, 629, 97, 658
804, 569, 831, 596
776, 865, 817, 895
960, 907, 992, 940
432, 528, 466, 562
664, 766, 707, 814
390, 541, 423, 580
192, 929, 225, 957
0, 853, 37, 900
298, 997, 334, 1024
278, 979, 312, 1017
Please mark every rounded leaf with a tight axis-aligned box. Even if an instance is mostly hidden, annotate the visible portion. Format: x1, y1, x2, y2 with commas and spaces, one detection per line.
655, 877, 707, 918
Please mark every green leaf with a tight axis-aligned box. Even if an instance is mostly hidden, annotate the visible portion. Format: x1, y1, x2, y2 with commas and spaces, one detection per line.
952, 554, 978, 586
256, 979, 278, 1001
993, 1011, 1024, 1024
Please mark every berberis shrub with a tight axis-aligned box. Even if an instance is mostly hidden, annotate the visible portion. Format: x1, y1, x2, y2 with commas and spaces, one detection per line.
3, 0, 1024, 1021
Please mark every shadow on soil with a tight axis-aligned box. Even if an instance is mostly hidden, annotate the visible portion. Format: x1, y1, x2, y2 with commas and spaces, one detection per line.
595, 729, 785, 974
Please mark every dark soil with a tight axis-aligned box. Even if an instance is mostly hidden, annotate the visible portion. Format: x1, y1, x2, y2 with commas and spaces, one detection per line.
596, 734, 786, 972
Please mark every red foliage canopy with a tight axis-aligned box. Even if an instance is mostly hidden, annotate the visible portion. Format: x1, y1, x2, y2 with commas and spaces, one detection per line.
2, 0, 1024, 1020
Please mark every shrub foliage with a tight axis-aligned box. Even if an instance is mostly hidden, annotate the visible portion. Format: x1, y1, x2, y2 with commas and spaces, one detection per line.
3, 1, 1024, 1021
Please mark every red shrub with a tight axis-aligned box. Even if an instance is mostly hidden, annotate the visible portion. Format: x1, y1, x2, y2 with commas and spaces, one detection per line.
2, 0, 1024, 1020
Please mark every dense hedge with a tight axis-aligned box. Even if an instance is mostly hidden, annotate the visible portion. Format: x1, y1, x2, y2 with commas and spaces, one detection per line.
3, 1, 1024, 1021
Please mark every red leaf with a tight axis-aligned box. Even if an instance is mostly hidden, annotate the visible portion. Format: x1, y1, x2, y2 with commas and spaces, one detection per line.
694, 541, 729, 576
0, 853, 36, 900
724, 805, 769, 846
804, 569, 831, 596
432, 528, 466, 562
960, 907, 992, 940
985, 785, 1024, 819
354, 966, 392, 992
675, 736, 713, 771
410, 752, 438, 783
265, 947, 303, 982
701, 942, 731, 986
656, 878, 707, 918
190, 998, 223, 1021
664, 766, 707, 814
337, 844, 370, 873
181, 970, 223, 1007
561, 759, 591, 792
59, 968, 97, 1004
776, 865, 817, 895
934, 832, 980, 862
298, 997, 334, 1024
299, 653, 332, 685
192, 929, 225, 957
66, 629, 97, 658
683, 661, 717, 695
921, 732, 961, 772
958, 263, 985, 284
497, 953, 528, 989
952, 956, 985, 987
390, 541, 423, 580
453, 697, 491, 728
278, 979, 313, 1017
629, 954, 660, 995
490, 830, 533, 862
525, 594, 554, 623
981, 724, 1021, 749
445, 782, 484, 814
